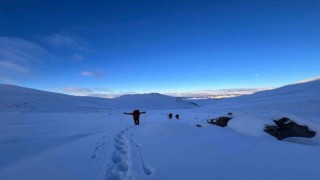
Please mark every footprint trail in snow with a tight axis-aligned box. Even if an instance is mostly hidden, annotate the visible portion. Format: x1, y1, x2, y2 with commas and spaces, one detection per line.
106, 126, 157, 180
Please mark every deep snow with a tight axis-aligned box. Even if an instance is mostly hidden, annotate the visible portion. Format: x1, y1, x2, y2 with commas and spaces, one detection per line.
0, 79, 320, 180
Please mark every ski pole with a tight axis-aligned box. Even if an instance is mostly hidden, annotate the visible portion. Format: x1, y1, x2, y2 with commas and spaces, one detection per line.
145, 113, 147, 124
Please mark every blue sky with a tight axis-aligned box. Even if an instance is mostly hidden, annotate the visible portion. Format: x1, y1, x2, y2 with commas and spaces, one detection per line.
0, 0, 319, 96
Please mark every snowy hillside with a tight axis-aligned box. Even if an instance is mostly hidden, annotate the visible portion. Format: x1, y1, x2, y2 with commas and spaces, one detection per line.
240, 77, 320, 101
0, 79, 320, 180
115, 93, 198, 110
0, 85, 197, 112
210, 78, 320, 117
200, 79, 320, 145
0, 84, 113, 112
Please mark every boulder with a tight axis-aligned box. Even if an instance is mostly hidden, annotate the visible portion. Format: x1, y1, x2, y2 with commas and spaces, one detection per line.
207, 116, 232, 127
264, 117, 316, 140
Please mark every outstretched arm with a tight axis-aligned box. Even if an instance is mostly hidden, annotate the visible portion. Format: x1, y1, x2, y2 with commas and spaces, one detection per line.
124, 112, 132, 115
140, 112, 146, 114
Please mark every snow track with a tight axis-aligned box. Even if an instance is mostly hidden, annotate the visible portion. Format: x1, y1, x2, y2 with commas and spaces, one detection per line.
106, 126, 157, 180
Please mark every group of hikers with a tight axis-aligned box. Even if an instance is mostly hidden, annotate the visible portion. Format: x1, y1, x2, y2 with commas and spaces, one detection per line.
168, 113, 179, 120
123, 110, 180, 125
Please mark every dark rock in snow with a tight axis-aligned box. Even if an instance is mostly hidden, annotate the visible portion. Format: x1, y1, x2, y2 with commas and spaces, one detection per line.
188, 102, 199, 106
207, 116, 232, 127
264, 117, 316, 140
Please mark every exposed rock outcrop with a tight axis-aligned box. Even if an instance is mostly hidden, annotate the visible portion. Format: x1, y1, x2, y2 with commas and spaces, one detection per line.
264, 117, 316, 140
207, 116, 233, 127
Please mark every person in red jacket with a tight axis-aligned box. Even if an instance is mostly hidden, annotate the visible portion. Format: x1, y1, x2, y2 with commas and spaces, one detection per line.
124, 110, 146, 125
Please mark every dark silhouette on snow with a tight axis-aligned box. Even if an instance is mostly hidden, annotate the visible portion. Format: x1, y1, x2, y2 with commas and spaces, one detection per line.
264, 117, 316, 140
207, 116, 232, 127
168, 113, 173, 119
124, 110, 146, 125
175, 114, 179, 120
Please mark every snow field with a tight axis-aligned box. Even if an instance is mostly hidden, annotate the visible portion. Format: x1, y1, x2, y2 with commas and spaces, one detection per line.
1, 79, 320, 179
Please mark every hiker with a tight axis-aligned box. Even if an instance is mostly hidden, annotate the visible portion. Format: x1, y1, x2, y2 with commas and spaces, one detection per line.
168, 113, 173, 119
124, 110, 146, 125
175, 114, 179, 120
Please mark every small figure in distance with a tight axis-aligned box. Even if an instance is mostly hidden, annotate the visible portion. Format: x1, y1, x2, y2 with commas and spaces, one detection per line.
168, 113, 173, 119
175, 114, 179, 120
124, 109, 146, 125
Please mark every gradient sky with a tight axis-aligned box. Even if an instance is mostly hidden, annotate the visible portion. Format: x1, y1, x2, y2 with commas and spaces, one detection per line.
0, 0, 319, 96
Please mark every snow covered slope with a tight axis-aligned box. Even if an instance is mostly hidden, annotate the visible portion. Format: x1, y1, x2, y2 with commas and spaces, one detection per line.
240, 77, 320, 101
1, 79, 320, 180
0, 84, 113, 112
209, 78, 320, 117
199, 79, 320, 146
0, 85, 197, 112
115, 93, 197, 110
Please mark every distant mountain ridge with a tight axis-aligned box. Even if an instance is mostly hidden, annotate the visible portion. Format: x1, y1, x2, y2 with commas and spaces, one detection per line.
1, 78, 320, 113
0, 84, 197, 112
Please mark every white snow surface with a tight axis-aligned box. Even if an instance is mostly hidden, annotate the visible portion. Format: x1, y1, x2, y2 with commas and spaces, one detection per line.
0, 85, 196, 112
0, 79, 320, 180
